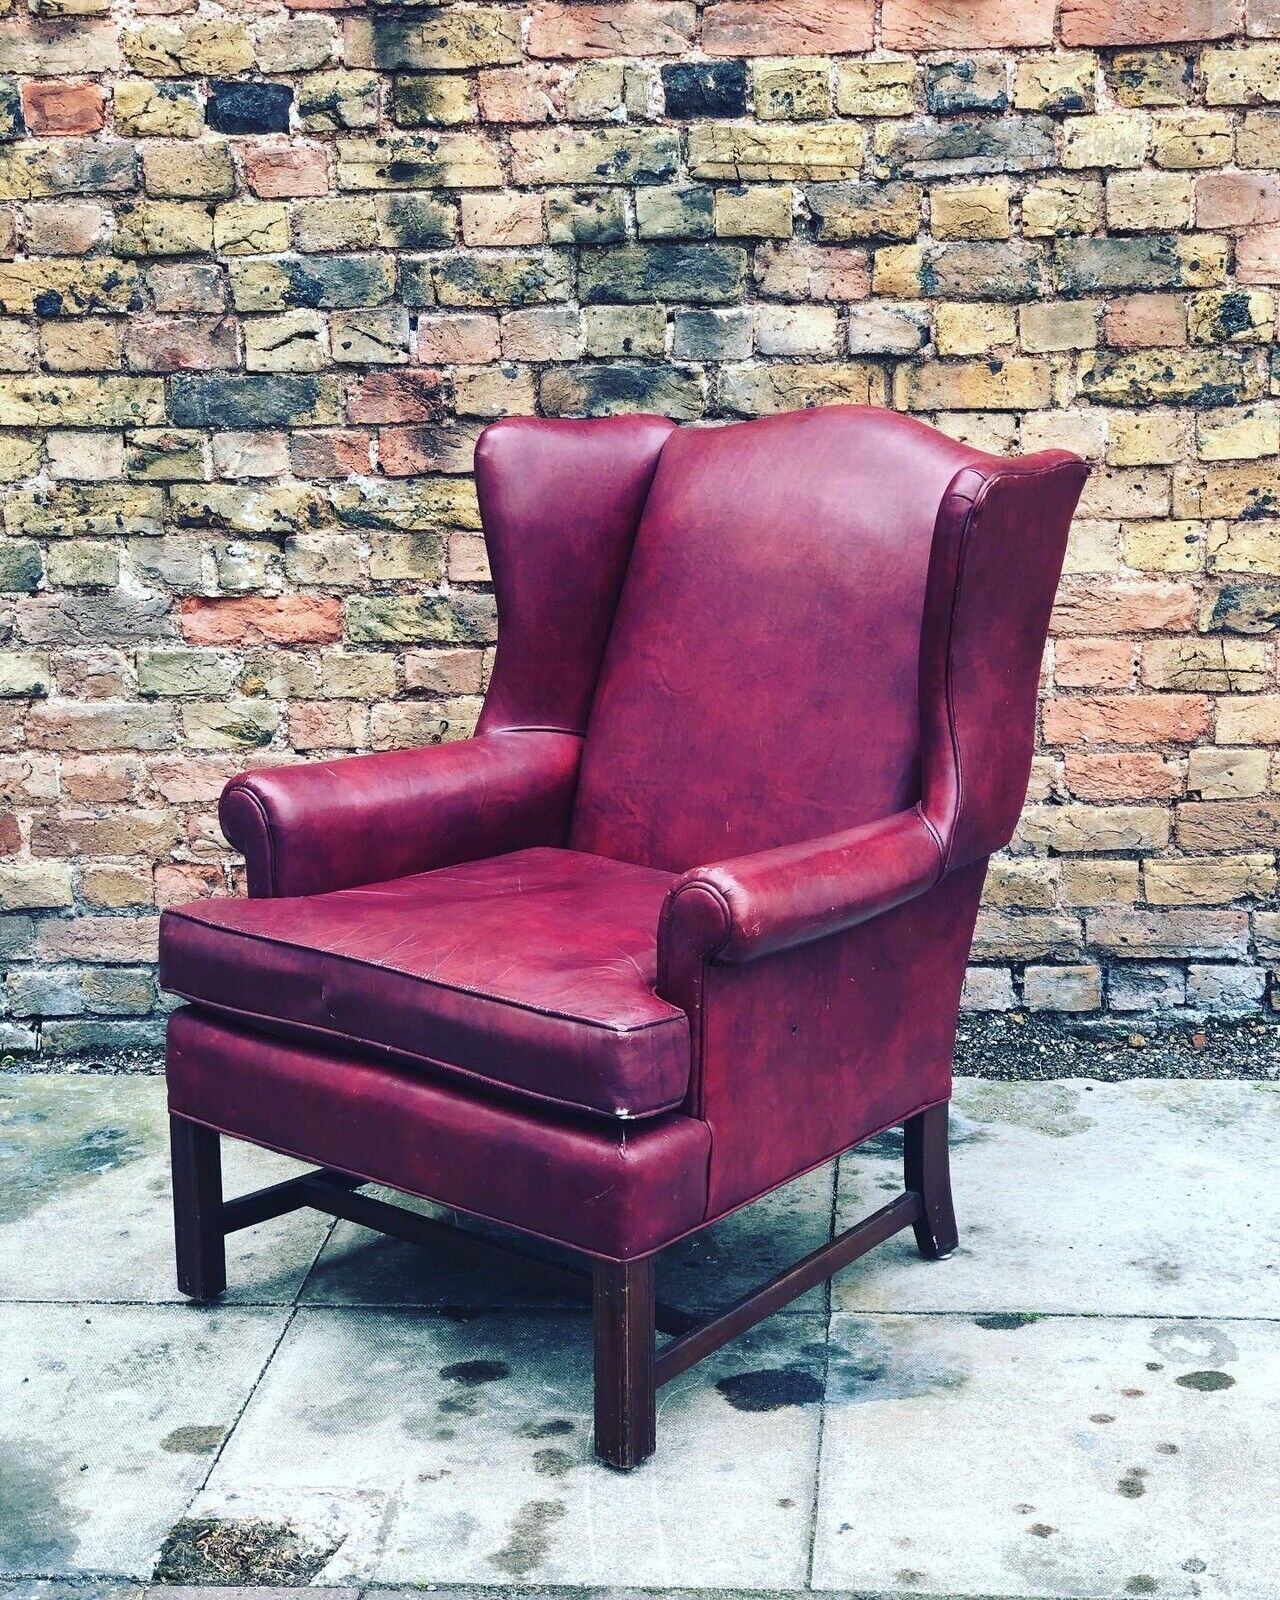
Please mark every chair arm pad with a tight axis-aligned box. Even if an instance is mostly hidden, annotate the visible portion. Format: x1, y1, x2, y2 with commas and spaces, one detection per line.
659, 808, 944, 967
220, 729, 582, 898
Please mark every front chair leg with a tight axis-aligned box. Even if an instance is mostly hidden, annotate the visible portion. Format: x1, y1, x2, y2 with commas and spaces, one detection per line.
904, 1102, 958, 1261
592, 1256, 656, 1470
170, 1116, 227, 1302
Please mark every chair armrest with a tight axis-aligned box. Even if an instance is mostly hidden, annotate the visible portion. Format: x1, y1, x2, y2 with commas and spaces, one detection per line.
658, 807, 944, 970
220, 729, 582, 898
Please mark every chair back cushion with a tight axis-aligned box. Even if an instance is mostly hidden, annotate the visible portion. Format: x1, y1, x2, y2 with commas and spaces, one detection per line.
570, 407, 985, 871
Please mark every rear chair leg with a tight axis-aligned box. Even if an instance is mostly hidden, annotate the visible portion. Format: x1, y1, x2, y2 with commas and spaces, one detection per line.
592, 1257, 656, 1470
170, 1116, 227, 1301
904, 1102, 958, 1261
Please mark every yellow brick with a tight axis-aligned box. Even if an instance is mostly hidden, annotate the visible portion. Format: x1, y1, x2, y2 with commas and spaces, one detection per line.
115, 202, 215, 258
930, 181, 1011, 241
1020, 300, 1098, 352
1203, 45, 1280, 106
1197, 405, 1280, 461
934, 302, 1017, 356
688, 122, 865, 181
714, 185, 794, 238
1122, 519, 1204, 571
1013, 54, 1096, 113
753, 58, 831, 121
896, 357, 1051, 411
213, 201, 290, 256
1105, 171, 1192, 231
834, 60, 916, 117
1208, 521, 1280, 575
1022, 177, 1102, 236
123, 20, 254, 76
1152, 111, 1235, 169
1188, 290, 1275, 346
1107, 414, 1185, 467
1144, 854, 1276, 904
1062, 113, 1146, 170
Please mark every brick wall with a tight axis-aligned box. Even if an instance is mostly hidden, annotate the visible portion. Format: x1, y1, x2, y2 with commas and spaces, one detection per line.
1, 0, 1279, 1062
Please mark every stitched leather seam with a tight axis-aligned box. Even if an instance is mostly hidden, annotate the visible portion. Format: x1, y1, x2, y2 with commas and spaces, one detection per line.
167, 990, 688, 1122
480, 724, 586, 739
162, 906, 685, 1038
226, 781, 277, 898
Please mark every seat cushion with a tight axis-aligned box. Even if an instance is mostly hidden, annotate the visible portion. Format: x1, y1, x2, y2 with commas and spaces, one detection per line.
159, 847, 690, 1121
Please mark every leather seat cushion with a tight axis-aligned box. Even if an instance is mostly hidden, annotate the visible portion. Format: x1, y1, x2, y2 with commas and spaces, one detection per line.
160, 847, 690, 1121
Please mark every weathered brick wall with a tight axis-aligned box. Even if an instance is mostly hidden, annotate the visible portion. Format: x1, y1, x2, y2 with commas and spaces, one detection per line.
1, 0, 1279, 1061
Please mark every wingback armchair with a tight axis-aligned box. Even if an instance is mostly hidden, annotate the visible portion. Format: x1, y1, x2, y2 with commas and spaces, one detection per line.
160, 406, 1087, 1468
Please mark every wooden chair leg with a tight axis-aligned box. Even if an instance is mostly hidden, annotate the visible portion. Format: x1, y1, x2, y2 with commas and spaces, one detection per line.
904, 1102, 958, 1261
170, 1116, 227, 1301
592, 1256, 656, 1470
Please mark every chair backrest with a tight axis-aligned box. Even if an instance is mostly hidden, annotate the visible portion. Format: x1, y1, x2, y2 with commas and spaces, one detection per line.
569, 407, 990, 872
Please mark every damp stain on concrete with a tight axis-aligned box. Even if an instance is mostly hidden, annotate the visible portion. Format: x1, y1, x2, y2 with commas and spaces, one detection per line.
1176, 1369, 1236, 1392
489, 1498, 565, 1578
160, 1424, 225, 1455
0, 1442, 77, 1572
519, 1417, 575, 1439
0, 1109, 146, 1227
959, 1081, 1096, 1139
715, 1366, 824, 1412
974, 1312, 1041, 1330
531, 1446, 575, 1479
827, 1325, 967, 1406
1117, 1466, 1148, 1499
439, 1358, 510, 1385
152, 1516, 340, 1584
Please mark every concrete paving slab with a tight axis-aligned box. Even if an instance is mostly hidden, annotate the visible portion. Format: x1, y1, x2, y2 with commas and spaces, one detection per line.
0, 1303, 289, 1579
812, 1311, 1280, 1599
303, 1168, 834, 1317
834, 1079, 1280, 1319
0, 1075, 331, 1305
189, 1307, 825, 1588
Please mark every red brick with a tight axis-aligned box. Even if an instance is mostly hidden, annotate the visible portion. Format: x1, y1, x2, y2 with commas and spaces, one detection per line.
1236, 226, 1280, 283
477, 66, 571, 123
702, 0, 874, 56
1062, 0, 1244, 45
290, 429, 374, 479
1053, 580, 1198, 635
21, 81, 106, 135
1104, 295, 1188, 349
155, 864, 227, 907
1196, 172, 1280, 229
124, 316, 238, 374
882, 0, 1054, 49
528, 2, 695, 58
1045, 694, 1212, 746
1054, 638, 1136, 690
346, 370, 449, 425
244, 144, 329, 199
0, 811, 21, 854
180, 597, 343, 646
1064, 751, 1183, 800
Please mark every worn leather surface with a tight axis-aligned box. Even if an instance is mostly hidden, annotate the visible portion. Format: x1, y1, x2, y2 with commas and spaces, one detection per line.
161, 847, 690, 1120
165, 405, 1087, 1254
220, 731, 580, 900
166, 1006, 710, 1261
571, 407, 985, 869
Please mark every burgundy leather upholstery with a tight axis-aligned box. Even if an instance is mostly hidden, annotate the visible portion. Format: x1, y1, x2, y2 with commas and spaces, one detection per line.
161, 847, 689, 1121
166, 1007, 710, 1260
164, 405, 1087, 1259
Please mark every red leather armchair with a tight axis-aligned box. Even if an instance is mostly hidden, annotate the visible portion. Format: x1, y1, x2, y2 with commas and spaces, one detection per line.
160, 406, 1087, 1468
